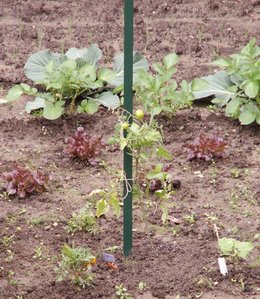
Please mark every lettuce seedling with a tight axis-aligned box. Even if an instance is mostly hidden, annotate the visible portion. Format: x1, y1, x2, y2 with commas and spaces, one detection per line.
183, 134, 227, 161
1, 166, 48, 198
65, 127, 104, 165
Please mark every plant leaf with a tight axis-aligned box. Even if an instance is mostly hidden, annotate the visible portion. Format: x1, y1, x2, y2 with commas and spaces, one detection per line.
25, 97, 46, 113
243, 80, 259, 98
239, 109, 256, 125
78, 99, 99, 114
111, 52, 148, 86
156, 146, 172, 160
212, 58, 231, 68
65, 48, 89, 60
225, 97, 242, 118
193, 71, 235, 101
24, 50, 61, 81
96, 198, 109, 218
6, 85, 24, 101
235, 240, 254, 259
108, 192, 121, 218
43, 100, 65, 120
163, 53, 179, 69
218, 237, 235, 255
256, 112, 260, 125
191, 78, 209, 91
98, 68, 116, 83
65, 44, 102, 66
95, 91, 120, 109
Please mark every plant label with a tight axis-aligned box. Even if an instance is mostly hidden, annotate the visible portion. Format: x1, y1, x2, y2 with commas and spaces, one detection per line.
218, 257, 228, 276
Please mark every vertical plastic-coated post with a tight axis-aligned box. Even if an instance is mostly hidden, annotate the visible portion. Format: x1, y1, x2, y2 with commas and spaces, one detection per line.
123, 0, 134, 256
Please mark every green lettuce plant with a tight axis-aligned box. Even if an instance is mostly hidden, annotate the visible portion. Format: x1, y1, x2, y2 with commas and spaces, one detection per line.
194, 38, 260, 125
6, 44, 148, 120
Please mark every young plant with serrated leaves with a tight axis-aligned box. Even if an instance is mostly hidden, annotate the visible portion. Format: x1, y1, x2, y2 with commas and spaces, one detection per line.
66, 203, 98, 235
194, 38, 260, 125
109, 109, 172, 179
218, 237, 254, 270
65, 127, 104, 165
0, 166, 48, 198
56, 244, 96, 288
5, 45, 148, 120
87, 184, 122, 219
183, 133, 227, 161
146, 163, 176, 224
134, 53, 204, 117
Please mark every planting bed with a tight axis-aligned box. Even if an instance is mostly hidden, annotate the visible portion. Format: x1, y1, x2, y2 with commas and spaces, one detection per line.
0, 1, 260, 299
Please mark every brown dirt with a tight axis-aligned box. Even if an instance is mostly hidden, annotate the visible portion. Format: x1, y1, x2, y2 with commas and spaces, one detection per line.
0, 1, 260, 299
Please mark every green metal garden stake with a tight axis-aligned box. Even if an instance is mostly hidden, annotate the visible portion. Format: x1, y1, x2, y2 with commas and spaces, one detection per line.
123, 0, 134, 256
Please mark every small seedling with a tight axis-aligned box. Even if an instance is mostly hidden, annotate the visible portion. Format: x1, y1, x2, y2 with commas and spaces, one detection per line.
113, 284, 133, 299
67, 204, 98, 234
56, 244, 96, 288
33, 246, 44, 259
138, 281, 147, 291
1, 234, 14, 247
103, 245, 119, 253
218, 237, 254, 269
183, 213, 197, 225
230, 168, 242, 178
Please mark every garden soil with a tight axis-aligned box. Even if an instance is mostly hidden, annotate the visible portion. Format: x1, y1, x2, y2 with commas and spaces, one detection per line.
0, 1, 260, 299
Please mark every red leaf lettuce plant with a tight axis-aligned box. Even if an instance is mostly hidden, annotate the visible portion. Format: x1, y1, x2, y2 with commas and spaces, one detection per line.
65, 127, 105, 165
183, 134, 227, 161
1, 166, 48, 198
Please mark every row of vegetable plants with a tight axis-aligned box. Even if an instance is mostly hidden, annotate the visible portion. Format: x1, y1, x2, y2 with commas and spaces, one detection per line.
0, 38, 259, 289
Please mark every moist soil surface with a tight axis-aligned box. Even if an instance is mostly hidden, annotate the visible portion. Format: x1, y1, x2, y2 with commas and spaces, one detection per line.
0, 1, 260, 299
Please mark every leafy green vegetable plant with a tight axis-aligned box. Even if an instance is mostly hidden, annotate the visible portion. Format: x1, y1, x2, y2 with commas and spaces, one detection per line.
6, 45, 148, 120
194, 38, 260, 125
134, 53, 204, 117
56, 244, 96, 288
218, 237, 254, 268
